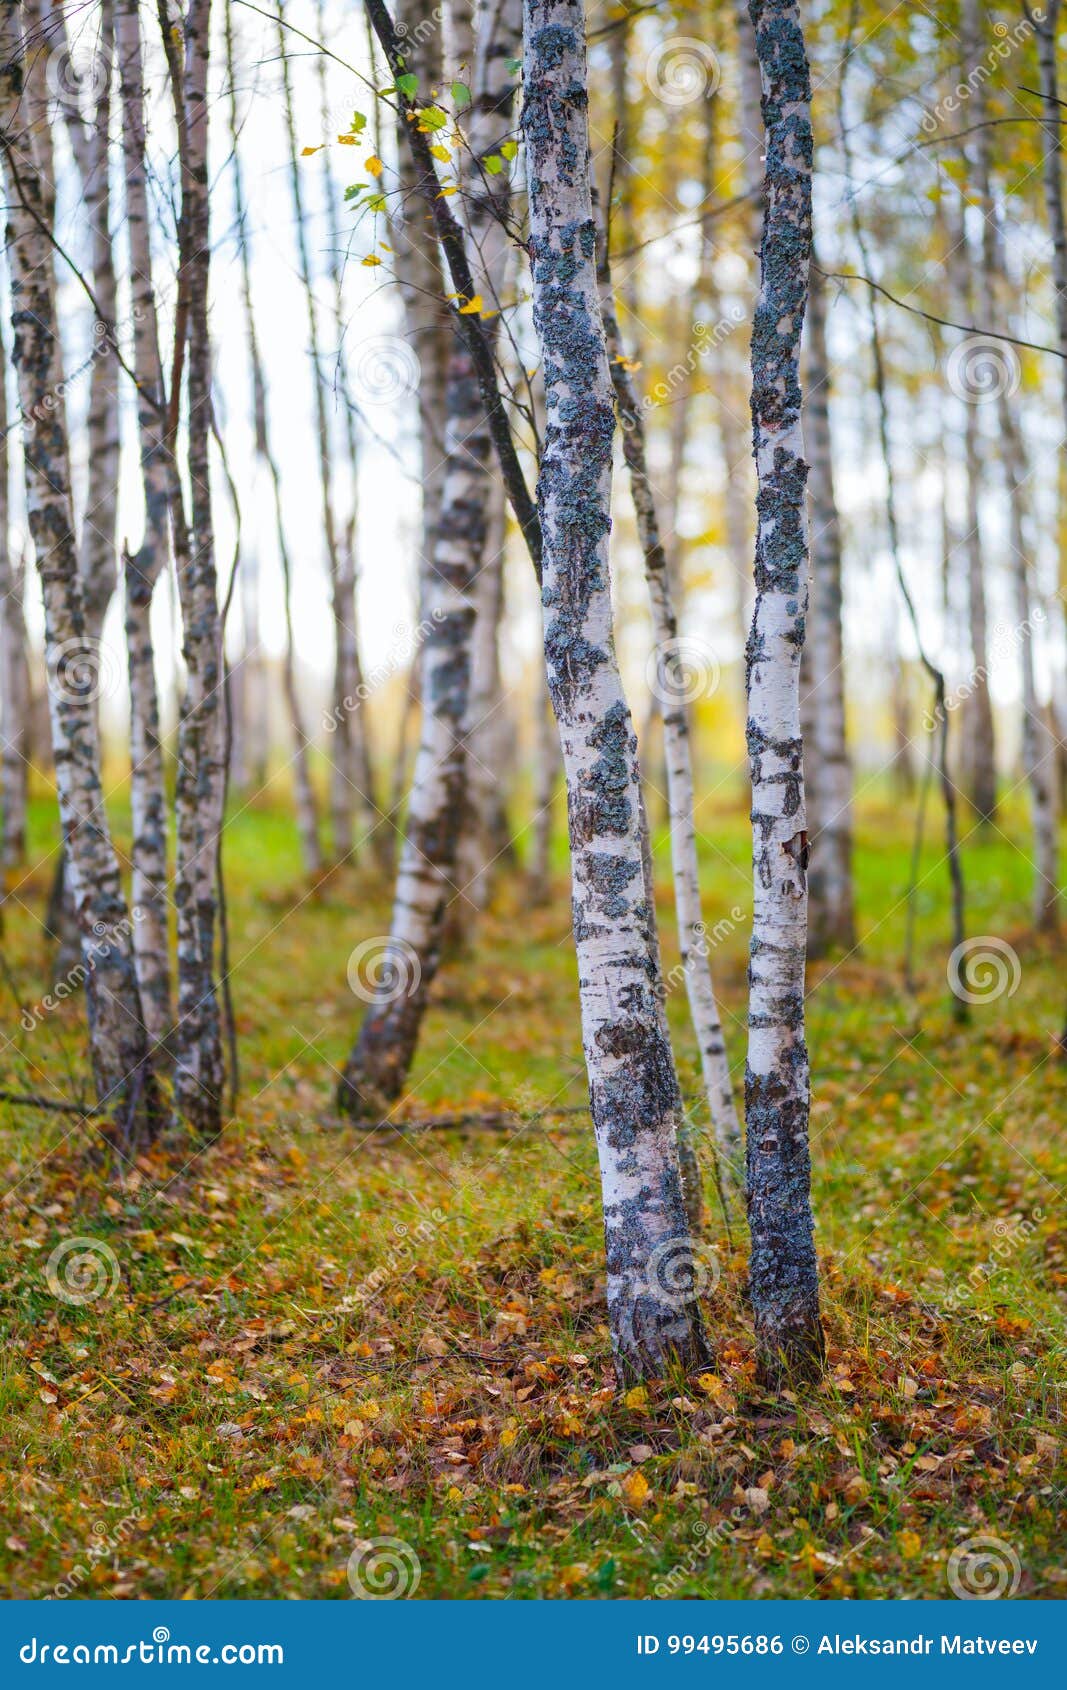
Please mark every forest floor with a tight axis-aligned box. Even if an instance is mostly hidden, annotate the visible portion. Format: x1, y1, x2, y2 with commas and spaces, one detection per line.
0, 775, 1064, 1599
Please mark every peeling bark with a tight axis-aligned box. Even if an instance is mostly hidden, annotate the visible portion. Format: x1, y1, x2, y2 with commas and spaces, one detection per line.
744, 0, 823, 1385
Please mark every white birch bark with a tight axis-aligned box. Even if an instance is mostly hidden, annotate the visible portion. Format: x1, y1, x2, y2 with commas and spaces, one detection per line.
0, 0, 159, 1136
523, 0, 707, 1379
225, 4, 323, 876
116, 0, 172, 1049
276, 4, 374, 863
744, 0, 822, 1383
803, 249, 854, 956
170, 0, 225, 1135
338, 0, 523, 1113
596, 229, 741, 1179
0, 316, 29, 877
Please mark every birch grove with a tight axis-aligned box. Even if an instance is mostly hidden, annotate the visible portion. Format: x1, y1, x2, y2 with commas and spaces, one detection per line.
0, 0, 1064, 1440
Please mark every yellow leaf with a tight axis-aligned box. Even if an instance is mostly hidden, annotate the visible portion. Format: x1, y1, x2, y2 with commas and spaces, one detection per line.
337, 134, 358, 146
362, 255, 383, 267
898, 1529, 923, 1560
623, 1385, 649, 1412
621, 1469, 651, 1509
365, 154, 383, 174
430, 144, 451, 162
437, 186, 458, 196
458, 295, 483, 315
300, 145, 322, 157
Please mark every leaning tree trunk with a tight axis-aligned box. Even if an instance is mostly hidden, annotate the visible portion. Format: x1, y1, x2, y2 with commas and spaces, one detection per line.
596, 223, 741, 1188
804, 248, 855, 955
116, 0, 173, 1049
523, 0, 707, 1380
169, 0, 226, 1136
744, 0, 823, 1385
338, 0, 523, 1116
225, 4, 323, 876
0, 0, 159, 1138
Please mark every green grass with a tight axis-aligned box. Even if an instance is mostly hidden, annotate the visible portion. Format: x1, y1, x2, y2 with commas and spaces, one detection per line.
0, 774, 1063, 1599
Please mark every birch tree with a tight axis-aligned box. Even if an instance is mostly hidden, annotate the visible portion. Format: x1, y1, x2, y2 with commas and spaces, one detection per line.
0, 316, 29, 879
803, 250, 854, 956
339, 0, 521, 1115
116, 0, 172, 1048
167, 0, 226, 1135
523, 0, 707, 1378
744, 0, 822, 1382
0, 0, 159, 1137
277, 4, 376, 863
596, 222, 741, 1184
225, 6, 323, 876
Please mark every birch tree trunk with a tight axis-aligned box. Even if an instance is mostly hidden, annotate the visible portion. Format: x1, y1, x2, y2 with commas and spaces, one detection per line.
596, 227, 741, 1179
0, 318, 29, 878
1035, 0, 1067, 444
744, 0, 823, 1384
225, 4, 323, 877
77, 3, 121, 650
957, 15, 1058, 924
523, 0, 707, 1380
804, 249, 855, 956
338, 0, 523, 1114
169, 0, 226, 1136
451, 0, 522, 913
315, 2, 380, 862
276, 4, 375, 864
0, 0, 159, 1138
116, 0, 172, 1050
